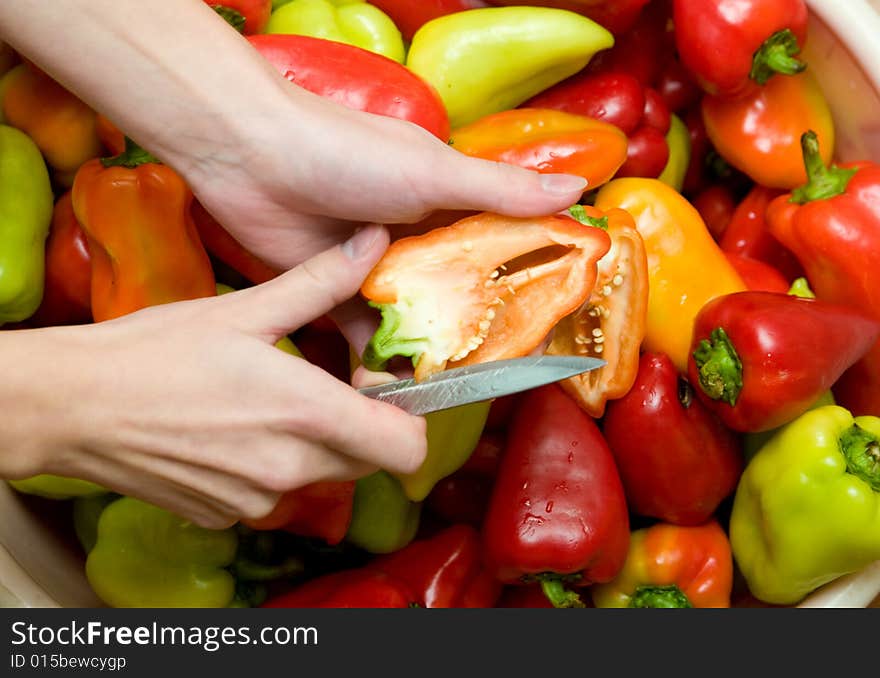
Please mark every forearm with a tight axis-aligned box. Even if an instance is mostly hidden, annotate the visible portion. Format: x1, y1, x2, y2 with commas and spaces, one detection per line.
0, 0, 297, 180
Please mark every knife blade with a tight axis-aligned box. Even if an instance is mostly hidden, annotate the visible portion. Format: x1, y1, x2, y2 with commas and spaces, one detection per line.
357, 355, 606, 415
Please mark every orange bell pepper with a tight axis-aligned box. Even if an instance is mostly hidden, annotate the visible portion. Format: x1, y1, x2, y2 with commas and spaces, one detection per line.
546, 204, 648, 417
71, 139, 217, 321
361, 211, 612, 381
591, 521, 734, 608
701, 70, 834, 190
1, 63, 102, 185
449, 108, 628, 191
595, 178, 746, 373
94, 114, 126, 156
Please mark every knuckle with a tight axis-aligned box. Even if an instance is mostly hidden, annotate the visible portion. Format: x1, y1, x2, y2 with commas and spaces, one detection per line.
237, 491, 281, 522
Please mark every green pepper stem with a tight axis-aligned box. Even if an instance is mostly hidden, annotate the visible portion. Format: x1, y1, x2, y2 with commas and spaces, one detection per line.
790, 131, 858, 204
212, 5, 246, 32
628, 585, 693, 609
750, 29, 807, 85
787, 277, 816, 299
539, 576, 586, 609
568, 205, 608, 230
693, 327, 743, 407
100, 137, 160, 169
840, 424, 880, 492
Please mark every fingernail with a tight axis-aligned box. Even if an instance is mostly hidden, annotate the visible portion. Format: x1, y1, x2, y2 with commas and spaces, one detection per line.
540, 173, 588, 196
341, 224, 381, 260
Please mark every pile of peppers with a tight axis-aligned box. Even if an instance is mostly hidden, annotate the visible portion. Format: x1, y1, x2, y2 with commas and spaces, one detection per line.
3, 0, 880, 610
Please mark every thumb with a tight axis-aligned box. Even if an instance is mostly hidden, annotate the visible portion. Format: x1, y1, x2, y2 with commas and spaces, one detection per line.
231, 223, 389, 339
431, 151, 589, 217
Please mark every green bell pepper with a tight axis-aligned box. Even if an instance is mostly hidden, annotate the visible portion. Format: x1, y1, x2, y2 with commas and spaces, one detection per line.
657, 113, 690, 193
346, 470, 421, 554
86, 497, 240, 608
266, 0, 405, 63
729, 405, 880, 605
0, 124, 53, 324
393, 400, 490, 502
406, 6, 614, 129
8, 475, 106, 500
73, 494, 119, 554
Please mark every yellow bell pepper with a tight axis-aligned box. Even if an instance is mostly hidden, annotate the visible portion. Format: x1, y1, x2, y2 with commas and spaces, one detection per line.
595, 178, 746, 373
266, 0, 405, 63
406, 6, 614, 129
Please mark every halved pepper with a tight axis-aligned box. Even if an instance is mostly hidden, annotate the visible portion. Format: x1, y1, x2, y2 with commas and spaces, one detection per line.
406, 6, 614, 128
591, 521, 734, 609
0, 63, 102, 185
71, 139, 217, 321
266, 0, 405, 62
594, 178, 746, 373
546, 204, 648, 418
0, 123, 53, 324
729, 405, 880, 605
361, 211, 611, 381
448, 108, 628, 190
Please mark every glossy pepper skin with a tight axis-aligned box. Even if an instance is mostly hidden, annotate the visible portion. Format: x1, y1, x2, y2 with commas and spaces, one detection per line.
345, 471, 421, 554
248, 34, 449, 140
594, 178, 746, 373
393, 401, 491, 502
361, 211, 611, 381
673, 0, 808, 99
71, 140, 217, 321
207, 0, 272, 34
243, 481, 355, 546
262, 568, 417, 608
86, 498, 239, 608
767, 132, 880, 417
592, 521, 734, 608
724, 254, 790, 294
0, 124, 53, 324
482, 385, 630, 608
0, 63, 102, 184
369, 0, 488, 42
370, 524, 502, 608
28, 191, 93, 327
689, 291, 880, 433
448, 108, 628, 190
730, 405, 880, 605
547, 205, 648, 418
266, 0, 405, 63
657, 113, 690, 192
603, 352, 743, 526
405, 6, 614, 128
487, 0, 650, 36
702, 70, 834, 190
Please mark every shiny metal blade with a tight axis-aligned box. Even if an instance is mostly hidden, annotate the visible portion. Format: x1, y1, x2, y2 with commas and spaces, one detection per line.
357, 355, 605, 415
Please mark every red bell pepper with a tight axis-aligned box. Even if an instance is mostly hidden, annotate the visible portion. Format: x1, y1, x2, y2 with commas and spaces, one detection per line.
369, 524, 502, 608
369, 0, 489, 42
425, 431, 505, 528
360, 211, 611, 381
482, 384, 630, 608
724, 253, 790, 294
191, 199, 280, 285
242, 481, 355, 546
487, 1, 651, 36
673, 0, 808, 99
206, 0, 272, 35
766, 131, 880, 416
448, 108, 628, 189
719, 184, 803, 280
602, 352, 743, 526
247, 34, 450, 141
690, 184, 736, 242
495, 584, 556, 608
261, 569, 417, 608
681, 107, 711, 196
524, 71, 671, 179
688, 291, 880, 432
28, 191, 92, 327
655, 54, 702, 115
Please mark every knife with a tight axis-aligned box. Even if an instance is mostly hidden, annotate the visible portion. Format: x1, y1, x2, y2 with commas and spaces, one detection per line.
357, 355, 606, 416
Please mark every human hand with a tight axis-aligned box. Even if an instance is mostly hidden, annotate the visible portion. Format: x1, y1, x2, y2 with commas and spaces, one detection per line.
1, 224, 426, 529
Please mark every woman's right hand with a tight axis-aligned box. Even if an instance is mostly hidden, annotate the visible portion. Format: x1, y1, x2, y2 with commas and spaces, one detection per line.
0, 224, 427, 529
